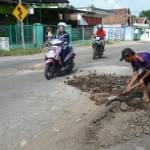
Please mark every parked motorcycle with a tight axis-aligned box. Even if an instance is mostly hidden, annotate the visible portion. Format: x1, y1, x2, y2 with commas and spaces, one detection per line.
44, 39, 75, 80
92, 37, 105, 59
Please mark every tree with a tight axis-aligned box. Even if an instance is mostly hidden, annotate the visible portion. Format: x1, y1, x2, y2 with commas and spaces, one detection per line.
131, 15, 137, 18
139, 10, 150, 20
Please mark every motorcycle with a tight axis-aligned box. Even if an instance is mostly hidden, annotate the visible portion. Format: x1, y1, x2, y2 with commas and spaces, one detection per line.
41, 38, 52, 52
92, 36, 105, 59
44, 39, 75, 80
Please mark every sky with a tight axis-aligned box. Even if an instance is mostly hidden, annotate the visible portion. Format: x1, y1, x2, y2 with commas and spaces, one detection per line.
69, 0, 150, 15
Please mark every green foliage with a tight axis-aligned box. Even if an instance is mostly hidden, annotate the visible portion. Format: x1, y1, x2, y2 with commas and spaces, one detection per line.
131, 15, 137, 18
139, 10, 150, 20
0, 48, 41, 57
0, 5, 14, 14
68, 5, 75, 8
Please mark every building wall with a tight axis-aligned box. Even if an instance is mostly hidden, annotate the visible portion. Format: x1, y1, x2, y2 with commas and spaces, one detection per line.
102, 9, 130, 25
124, 27, 134, 40
94, 24, 150, 41
77, 14, 102, 26
77, 14, 88, 25
141, 28, 150, 41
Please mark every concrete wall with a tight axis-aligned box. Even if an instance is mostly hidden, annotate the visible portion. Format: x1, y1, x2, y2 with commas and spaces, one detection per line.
124, 27, 134, 41
94, 25, 150, 41
141, 28, 150, 41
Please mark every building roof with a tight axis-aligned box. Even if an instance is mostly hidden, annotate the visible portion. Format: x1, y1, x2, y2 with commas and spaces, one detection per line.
136, 17, 146, 24
110, 8, 130, 14
0, 0, 69, 4
34, 7, 86, 13
78, 6, 114, 17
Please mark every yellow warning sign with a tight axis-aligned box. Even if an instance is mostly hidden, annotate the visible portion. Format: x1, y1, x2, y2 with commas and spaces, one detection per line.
12, 4, 28, 22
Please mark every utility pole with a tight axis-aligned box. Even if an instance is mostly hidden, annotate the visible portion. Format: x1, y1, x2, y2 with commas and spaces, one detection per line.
19, 0, 25, 49
40, 0, 42, 23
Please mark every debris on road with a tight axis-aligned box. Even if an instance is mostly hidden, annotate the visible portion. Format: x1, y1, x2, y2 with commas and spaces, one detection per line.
66, 72, 150, 149
120, 102, 128, 111
53, 128, 60, 133
20, 140, 27, 147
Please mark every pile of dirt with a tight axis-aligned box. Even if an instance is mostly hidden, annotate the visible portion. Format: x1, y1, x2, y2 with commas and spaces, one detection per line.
66, 72, 143, 106
66, 72, 150, 149
85, 107, 150, 149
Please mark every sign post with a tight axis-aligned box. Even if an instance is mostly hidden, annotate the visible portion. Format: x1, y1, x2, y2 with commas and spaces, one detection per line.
19, 0, 25, 49
12, 0, 28, 49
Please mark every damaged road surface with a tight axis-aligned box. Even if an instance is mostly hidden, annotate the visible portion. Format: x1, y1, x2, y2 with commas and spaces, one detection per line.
1, 42, 150, 150
67, 73, 150, 150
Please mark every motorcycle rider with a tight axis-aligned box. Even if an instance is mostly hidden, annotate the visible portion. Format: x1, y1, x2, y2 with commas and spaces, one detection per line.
95, 24, 106, 49
96, 24, 106, 37
56, 22, 71, 66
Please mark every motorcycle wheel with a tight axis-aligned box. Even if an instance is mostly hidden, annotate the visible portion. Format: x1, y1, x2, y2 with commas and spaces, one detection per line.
44, 63, 55, 80
66, 61, 74, 73
98, 46, 104, 58
93, 46, 97, 60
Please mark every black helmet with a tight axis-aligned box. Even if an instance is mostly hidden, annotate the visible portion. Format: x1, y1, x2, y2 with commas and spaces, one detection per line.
120, 48, 135, 61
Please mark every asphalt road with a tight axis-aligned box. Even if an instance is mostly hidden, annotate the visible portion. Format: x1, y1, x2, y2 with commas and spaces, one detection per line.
0, 41, 150, 150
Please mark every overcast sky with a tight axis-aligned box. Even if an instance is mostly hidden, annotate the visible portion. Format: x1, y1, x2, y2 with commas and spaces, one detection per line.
69, 0, 150, 15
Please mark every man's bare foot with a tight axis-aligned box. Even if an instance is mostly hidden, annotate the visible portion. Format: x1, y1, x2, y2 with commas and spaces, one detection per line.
143, 96, 150, 109
143, 93, 150, 102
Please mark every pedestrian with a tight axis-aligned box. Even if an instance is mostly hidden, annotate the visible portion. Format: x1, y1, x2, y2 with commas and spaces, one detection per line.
120, 48, 150, 104
46, 27, 53, 41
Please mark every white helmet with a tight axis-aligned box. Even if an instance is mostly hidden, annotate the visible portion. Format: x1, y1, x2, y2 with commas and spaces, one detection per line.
58, 22, 67, 27
58, 22, 67, 32
97, 24, 103, 29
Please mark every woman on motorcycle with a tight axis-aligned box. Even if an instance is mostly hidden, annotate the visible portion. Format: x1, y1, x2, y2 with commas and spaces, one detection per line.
56, 22, 71, 65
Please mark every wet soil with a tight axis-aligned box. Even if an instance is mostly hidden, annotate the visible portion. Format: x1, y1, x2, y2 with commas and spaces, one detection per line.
66, 72, 150, 149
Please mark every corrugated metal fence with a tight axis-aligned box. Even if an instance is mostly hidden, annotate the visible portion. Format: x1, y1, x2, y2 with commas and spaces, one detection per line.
72, 26, 94, 41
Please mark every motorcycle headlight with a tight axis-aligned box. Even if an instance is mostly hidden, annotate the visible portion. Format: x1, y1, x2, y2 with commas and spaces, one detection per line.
46, 50, 56, 58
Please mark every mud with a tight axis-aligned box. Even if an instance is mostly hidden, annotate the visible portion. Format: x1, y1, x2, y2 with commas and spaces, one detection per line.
66, 72, 150, 149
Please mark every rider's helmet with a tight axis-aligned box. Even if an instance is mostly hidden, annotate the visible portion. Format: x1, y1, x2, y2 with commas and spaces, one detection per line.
97, 24, 103, 30
58, 22, 67, 32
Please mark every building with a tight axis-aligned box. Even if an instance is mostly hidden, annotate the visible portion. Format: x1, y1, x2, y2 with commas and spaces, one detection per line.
76, 6, 114, 26
103, 8, 131, 26
0, 0, 69, 25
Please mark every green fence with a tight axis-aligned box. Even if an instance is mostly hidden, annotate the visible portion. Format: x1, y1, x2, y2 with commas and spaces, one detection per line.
71, 26, 94, 45
0, 24, 34, 49
0, 24, 95, 49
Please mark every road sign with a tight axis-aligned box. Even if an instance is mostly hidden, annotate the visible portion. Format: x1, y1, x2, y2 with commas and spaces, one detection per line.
12, 4, 28, 22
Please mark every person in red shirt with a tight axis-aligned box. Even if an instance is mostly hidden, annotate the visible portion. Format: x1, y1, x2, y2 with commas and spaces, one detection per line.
95, 24, 106, 38
93, 24, 106, 50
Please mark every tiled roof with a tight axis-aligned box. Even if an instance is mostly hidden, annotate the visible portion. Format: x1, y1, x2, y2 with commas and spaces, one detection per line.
136, 17, 146, 24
